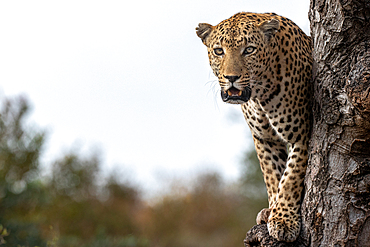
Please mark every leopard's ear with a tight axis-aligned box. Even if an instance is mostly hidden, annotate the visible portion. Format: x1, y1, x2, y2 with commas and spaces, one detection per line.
196, 23, 214, 46
258, 18, 280, 42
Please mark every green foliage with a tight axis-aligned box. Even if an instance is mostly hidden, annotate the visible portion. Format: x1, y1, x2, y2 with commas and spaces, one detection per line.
0, 225, 9, 245
44, 160, 143, 246
0, 96, 268, 247
0, 97, 47, 247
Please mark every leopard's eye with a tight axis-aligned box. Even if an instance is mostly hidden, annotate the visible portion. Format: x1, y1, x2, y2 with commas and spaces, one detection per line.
213, 48, 224, 56
243, 46, 256, 55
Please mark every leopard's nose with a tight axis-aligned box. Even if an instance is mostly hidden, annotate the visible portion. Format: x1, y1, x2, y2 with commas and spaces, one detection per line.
224, 75, 241, 83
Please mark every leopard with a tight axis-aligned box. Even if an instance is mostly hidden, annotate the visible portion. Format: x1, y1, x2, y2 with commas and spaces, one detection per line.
196, 12, 312, 242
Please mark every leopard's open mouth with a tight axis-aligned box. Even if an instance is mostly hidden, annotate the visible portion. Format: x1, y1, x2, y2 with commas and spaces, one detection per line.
221, 86, 251, 103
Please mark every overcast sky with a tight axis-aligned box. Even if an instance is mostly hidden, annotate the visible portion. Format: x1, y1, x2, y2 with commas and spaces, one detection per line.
0, 0, 310, 194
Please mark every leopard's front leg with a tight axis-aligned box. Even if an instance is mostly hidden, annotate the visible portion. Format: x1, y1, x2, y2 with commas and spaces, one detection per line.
267, 142, 308, 242
252, 135, 288, 208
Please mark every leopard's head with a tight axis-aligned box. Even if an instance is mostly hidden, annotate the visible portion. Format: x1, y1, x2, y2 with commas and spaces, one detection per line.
196, 13, 280, 104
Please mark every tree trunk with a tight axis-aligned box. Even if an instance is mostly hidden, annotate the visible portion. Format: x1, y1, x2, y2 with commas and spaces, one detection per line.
301, 0, 370, 246
245, 1, 370, 246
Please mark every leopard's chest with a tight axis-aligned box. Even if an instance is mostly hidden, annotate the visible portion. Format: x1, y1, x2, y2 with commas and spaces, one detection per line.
241, 101, 280, 142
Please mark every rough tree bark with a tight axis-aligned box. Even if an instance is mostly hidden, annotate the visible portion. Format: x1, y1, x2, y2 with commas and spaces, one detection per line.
301, 0, 370, 246
244, 0, 370, 246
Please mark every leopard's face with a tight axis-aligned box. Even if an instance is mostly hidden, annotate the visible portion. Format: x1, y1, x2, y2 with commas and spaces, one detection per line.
197, 13, 280, 104
206, 29, 259, 104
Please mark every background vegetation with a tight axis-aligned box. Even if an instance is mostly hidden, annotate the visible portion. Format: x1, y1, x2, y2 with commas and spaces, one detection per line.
0, 96, 267, 247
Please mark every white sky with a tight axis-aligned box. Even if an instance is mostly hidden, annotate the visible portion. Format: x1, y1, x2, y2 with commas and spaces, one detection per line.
0, 0, 310, 194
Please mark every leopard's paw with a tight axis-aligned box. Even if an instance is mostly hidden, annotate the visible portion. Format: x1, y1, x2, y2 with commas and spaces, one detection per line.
256, 208, 270, 225
267, 211, 300, 242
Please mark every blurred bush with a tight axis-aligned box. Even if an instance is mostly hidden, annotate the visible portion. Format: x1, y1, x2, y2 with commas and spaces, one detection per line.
0, 97, 47, 246
141, 172, 267, 247
0, 96, 267, 247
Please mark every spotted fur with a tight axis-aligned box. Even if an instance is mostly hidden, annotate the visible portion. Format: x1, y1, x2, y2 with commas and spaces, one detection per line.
196, 12, 312, 242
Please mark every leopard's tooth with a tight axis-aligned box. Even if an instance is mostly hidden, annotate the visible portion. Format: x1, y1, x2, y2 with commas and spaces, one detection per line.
238, 90, 242, 96
227, 90, 232, 96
